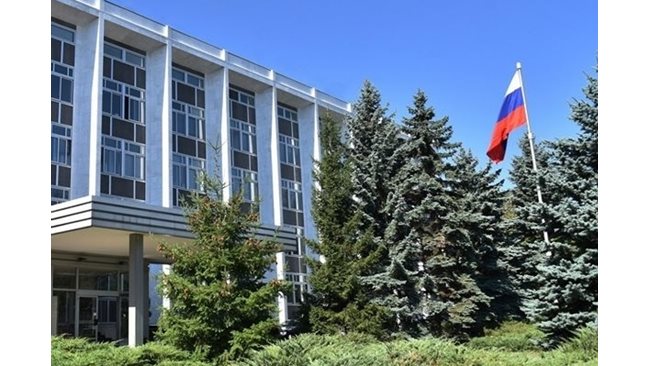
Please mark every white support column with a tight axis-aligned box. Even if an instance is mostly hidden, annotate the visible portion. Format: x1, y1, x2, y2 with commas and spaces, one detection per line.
146, 40, 172, 207
220, 69, 231, 201
298, 103, 317, 246
162, 264, 171, 310
256, 85, 279, 225
71, 15, 104, 198
129, 233, 145, 347
205, 67, 225, 182
276, 252, 288, 326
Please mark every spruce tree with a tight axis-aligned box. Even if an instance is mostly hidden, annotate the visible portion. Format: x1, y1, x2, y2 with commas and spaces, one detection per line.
523, 70, 598, 346
306, 113, 389, 337
449, 148, 515, 332
500, 136, 553, 319
156, 174, 286, 360
346, 81, 401, 334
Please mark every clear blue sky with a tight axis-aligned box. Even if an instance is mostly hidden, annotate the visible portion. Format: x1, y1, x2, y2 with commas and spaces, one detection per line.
110, 0, 597, 184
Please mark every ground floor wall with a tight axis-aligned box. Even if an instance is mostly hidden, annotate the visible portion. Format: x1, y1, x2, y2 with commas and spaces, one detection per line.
51, 253, 150, 344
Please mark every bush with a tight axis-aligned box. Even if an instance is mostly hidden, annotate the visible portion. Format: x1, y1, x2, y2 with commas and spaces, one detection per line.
51, 337, 212, 366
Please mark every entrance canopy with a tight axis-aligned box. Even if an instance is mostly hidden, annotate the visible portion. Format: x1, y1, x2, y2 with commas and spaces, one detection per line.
51, 195, 300, 263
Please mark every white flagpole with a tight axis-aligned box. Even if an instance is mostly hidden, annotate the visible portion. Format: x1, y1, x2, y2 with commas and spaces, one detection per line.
516, 62, 550, 245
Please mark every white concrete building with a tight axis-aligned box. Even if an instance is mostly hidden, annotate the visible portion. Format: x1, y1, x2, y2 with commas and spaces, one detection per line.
51, 0, 350, 346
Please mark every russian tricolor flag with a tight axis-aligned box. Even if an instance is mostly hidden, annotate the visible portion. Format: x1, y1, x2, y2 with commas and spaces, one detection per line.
487, 71, 527, 163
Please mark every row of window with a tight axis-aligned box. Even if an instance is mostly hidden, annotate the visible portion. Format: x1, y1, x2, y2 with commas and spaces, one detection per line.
51, 22, 75, 205
51, 24, 306, 226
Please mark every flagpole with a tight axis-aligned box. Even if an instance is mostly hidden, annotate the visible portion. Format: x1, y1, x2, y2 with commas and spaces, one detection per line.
516, 62, 550, 245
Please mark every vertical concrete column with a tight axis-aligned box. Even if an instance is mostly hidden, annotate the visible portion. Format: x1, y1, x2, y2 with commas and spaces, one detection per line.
220, 69, 231, 201
298, 103, 317, 245
129, 233, 144, 347
71, 16, 104, 198
205, 67, 225, 183
276, 252, 288, 325
146, 40, 172, 207
162, 264, 171, 310
256, 85, 279, 226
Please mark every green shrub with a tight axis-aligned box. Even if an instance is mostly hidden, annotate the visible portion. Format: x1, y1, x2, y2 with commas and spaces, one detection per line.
467, 321, 545, 352
51, 337, 213, 366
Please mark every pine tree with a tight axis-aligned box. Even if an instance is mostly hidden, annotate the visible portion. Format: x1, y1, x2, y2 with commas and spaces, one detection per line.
306, 112, 389, 337
156, 174, 286, 360
523, 70, 598, 346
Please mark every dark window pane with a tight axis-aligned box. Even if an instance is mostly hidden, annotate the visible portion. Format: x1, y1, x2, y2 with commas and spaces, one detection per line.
111, 176, 134, 198
59, 166, 71, 187
61, 78, 73, 103
197, 89, 205, 109
232, 102, 247, 121
295, 167, 302, 182
63, 43, 75, 66
113, 61, 135, 86
177, 83, 195, 105
293, 123, 300, 139
102, 116, 111, 135
51, 165, 57, 185
233, 151, 250, 170
177, 136, 196, 156
101, 174, 109, 194
248, 107, 256, 125
51, 101, 59, 123
279, 119, 292, 136
60, 104, 73, 125
283, 210, 297, 226
281, 164, 294, 180
112, 118, 134, 141
197, 141, 206, 159
51, 39, 62, 61
229, 89, 237, 100
136, 68, 146, 89
251, 156, 257, 171
135, 181, 145, 200
298, 213, 304, 227
51, 75, 60, 99
135, 124, 146, 144
103, 57, 111, 78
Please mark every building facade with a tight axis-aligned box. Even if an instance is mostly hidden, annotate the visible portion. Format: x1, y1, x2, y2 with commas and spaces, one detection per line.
51, 0, 350, 346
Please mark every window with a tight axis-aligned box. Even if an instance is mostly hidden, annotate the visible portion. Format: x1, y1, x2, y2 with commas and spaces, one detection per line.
51, 21, 75, 205
230, 120, 256, 154
229, 86, 259, 206
232, 168, 258, 202
171, 66, 206, 207
278, 104, 304, 227
101, 41, 146, 200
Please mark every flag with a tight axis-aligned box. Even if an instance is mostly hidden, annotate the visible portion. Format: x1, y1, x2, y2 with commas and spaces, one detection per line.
486, 70, 527, 163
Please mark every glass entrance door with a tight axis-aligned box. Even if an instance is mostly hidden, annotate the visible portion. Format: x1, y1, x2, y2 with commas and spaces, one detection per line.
78, 296, 97, 340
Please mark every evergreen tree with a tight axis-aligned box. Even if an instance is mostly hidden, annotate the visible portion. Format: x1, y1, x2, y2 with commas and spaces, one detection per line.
523, 70, 598, 346
362, 90, 491, 340
346, 81, 401, 334
500, 136, 553, 318
306, 113, 389, 337
449, 148, 515, 332
156, 174, 286, 360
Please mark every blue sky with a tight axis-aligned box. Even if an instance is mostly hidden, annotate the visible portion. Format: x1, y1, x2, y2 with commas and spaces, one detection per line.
113, 0, 596, 182
107, 0, 598, 183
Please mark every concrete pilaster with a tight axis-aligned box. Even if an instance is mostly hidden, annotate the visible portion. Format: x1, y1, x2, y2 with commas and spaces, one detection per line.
129, 233, 144, 347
